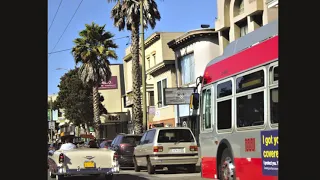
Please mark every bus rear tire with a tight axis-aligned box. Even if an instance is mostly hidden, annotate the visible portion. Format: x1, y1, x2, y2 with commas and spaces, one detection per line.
219, 148, 235, 180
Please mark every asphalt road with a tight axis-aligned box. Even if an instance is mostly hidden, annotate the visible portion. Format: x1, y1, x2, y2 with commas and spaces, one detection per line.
48, 168, 204, 180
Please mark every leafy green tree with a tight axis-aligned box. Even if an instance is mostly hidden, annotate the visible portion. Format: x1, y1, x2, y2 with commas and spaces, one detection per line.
71, 22, 118, 138
108, 0, 161, 134
53, 68, 107, 127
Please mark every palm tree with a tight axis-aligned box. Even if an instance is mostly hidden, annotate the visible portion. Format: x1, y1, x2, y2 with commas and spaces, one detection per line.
71, 22, 118, 139
108, 0, 161, 134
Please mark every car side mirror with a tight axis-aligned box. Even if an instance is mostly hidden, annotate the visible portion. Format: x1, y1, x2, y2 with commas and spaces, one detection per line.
190, 92, 200, 110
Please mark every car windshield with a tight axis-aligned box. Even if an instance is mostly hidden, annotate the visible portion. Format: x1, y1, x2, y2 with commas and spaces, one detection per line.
157, 129, 195, 143
122, 136, 142, 145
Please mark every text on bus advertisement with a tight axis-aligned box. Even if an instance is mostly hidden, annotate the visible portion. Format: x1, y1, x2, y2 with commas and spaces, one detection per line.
260, 130, 278, 176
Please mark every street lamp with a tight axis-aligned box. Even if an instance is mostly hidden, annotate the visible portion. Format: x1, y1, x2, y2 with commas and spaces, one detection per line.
132, 0, 147, 132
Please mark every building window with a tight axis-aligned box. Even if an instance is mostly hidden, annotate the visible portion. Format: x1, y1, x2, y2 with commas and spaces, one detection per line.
236, 19, 248, 37
149, 91, 155, 106
240, 25, 248, 37
147, 57, 150, 69
152, 54, 156, 66
157, 78, 167, 108
234, 0, 244, 17
179, 53, 195, 85
201, 88, 212, 130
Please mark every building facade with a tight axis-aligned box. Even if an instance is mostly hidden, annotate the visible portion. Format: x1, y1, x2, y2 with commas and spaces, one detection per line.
123, 32, 184, 132
99, 64, 128, 139
168, 28, 220, 142
215, 0, 278, 54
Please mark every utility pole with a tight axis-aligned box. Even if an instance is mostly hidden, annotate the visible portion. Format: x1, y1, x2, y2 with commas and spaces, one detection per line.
140, 0, 147, 132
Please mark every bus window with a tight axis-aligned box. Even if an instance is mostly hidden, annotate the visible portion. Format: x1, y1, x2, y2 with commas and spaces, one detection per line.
236, 70, 264, 93
217, 80, 232, 98
217, 100, 232, 130
269, 65, 279, 84
236, 70, 265, 128
270, 88, 279, 124
201, 89, 212, 130
273, 66, 279, 82
269, 65, 279, 124
217, 80, 233, 131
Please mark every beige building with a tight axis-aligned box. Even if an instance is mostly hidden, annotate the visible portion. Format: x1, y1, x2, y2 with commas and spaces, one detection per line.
123, 32, 184, 131
215, 0, 278, 54
98, 64, 129, 139
168, 28, 220, 142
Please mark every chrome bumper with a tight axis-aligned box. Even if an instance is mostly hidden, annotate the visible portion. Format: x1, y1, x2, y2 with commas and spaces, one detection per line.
55, 164, 120, 175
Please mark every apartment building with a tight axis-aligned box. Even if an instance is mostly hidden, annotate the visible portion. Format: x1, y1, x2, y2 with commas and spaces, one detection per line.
215, 0, 278, 54
98, 64, 129, 139
168, 28, 220, 141
123, 32, 184, 131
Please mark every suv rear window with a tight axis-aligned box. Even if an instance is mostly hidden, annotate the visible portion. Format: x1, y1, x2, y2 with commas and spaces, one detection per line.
157, 129, 195, 143
122, 136, 142, 145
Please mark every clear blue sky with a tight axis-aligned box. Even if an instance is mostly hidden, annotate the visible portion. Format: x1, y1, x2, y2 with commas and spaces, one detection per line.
48, 0, 217, 95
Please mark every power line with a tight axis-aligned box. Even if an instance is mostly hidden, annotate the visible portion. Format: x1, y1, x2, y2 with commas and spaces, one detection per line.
48, 36, 130, 55
48, 0, 63, 33
49, 0, 84, 55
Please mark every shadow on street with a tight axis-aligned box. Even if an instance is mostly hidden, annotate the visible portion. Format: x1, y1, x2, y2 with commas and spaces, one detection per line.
48, 174, 150, 180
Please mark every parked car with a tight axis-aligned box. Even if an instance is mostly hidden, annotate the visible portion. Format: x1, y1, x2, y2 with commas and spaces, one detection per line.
48, 146, 119, 180
100, 140, 113, 149
133, 127, 198, 174
110, 133, 142, 167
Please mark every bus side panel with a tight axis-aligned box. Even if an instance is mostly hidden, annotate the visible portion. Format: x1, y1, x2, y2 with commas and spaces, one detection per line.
234, 157, 278, 180
201, 157, 278, 180
202, 157, 217, 179
199, 132, 218, 179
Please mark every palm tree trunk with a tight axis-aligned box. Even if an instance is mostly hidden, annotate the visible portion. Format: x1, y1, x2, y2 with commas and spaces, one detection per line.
92, 85, 101, 139
131, 24, 142, 134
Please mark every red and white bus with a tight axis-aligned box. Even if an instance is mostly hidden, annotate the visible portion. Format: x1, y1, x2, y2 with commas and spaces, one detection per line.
194, 20, 278, 180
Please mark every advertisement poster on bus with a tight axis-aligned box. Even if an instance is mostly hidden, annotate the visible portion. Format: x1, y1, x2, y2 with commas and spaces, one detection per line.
260, 129, 278, 176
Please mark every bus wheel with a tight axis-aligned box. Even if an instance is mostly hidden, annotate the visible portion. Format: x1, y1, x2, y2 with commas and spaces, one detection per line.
220, 148, 235, 180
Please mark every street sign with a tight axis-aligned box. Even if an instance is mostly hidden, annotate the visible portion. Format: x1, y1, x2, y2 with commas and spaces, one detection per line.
48, 121, 55, 130
163, 87, 195, 105
182, 121, 188, 127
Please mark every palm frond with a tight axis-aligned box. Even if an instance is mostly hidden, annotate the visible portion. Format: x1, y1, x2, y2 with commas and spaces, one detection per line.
71, 22, 118, 85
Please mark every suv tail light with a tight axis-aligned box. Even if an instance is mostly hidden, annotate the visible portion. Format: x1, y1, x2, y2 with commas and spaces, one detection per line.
120, 143, 129, 149
153, 146, 163, 152
189, 146, 198, 151
58, 153, 64, 163
113, 152, 119, 160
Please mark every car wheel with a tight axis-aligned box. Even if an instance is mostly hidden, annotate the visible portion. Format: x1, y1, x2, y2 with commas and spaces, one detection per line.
186, 164, 196, 173
133, 157, 141, 172
49, 170, 56, 178
105, 174, 114, 180
147, 157, 155, 174
56, 175, 64, 180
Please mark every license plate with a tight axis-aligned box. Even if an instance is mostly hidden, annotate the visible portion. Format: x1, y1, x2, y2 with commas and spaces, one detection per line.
171, 149, 183, 153
84, 161, 95, 168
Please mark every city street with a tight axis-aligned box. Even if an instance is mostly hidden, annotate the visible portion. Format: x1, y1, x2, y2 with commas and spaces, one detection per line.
48, 168, 204, 180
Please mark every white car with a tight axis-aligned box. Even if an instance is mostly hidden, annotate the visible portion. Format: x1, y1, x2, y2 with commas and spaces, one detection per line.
48, 147, 119, 180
